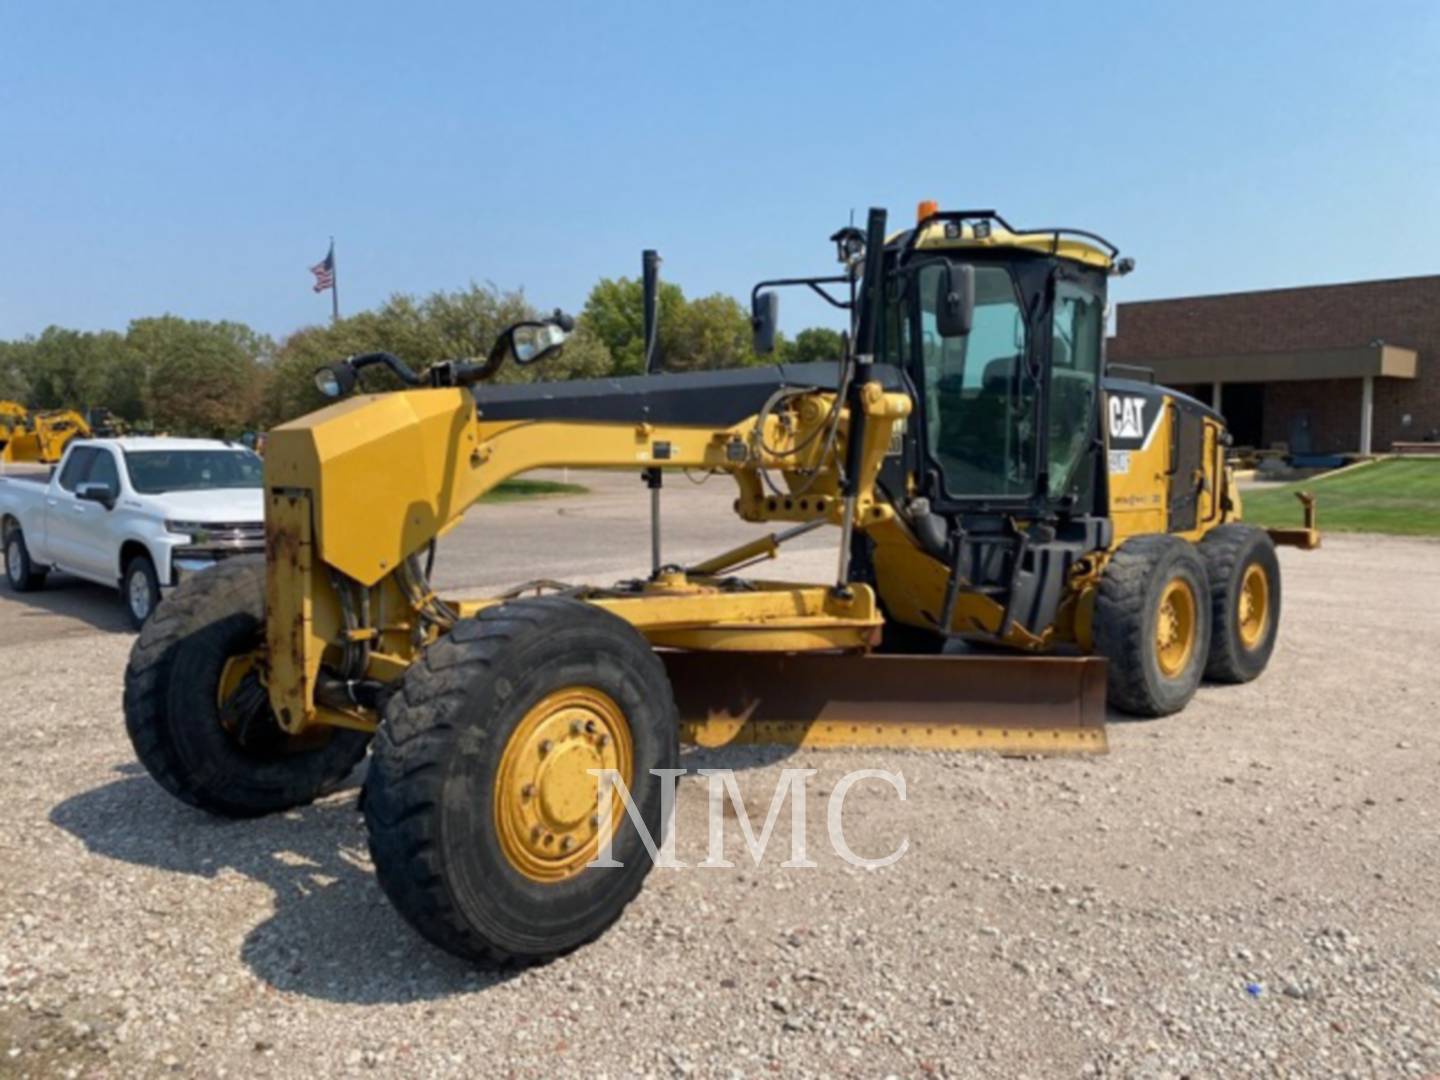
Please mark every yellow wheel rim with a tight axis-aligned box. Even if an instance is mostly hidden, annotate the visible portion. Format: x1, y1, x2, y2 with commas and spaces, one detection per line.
217, 652, 259, 709
1237, 563, 1270, 650
1155, 577, 1197, 679
494, 687, 634, 884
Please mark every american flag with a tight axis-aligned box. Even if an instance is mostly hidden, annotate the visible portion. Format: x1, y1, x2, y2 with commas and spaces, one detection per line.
310, 243, 335, 293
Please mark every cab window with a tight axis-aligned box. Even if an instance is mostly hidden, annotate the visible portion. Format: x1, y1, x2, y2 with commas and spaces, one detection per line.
1047, 282, 1103, 498
86, 450, 121, 496
917, 264, 1035, 497
57, 447, 97, 492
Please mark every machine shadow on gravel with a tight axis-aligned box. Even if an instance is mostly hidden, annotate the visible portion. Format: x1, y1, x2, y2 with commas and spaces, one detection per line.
49, 768, 521, 1005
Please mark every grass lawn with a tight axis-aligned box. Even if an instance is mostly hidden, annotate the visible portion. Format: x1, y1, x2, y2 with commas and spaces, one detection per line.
1241, 458, 1440, 537
479, 478, 588, 503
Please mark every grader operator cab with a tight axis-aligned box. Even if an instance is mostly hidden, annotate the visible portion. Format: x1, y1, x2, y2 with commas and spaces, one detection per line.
125, 205, 1311, 965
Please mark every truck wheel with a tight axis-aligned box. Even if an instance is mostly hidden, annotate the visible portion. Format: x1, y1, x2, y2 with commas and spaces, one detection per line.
364, 597, 679, 966
122, 553, 161, 629
4, 527, 47, 592
1094, 535, 1212, 718
1198, 524, 1281, 684
123, 555, 370, 818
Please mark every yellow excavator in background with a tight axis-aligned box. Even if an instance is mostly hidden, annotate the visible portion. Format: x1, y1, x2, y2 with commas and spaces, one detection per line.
124, 204, 1315, 966
0, 401, 27, 460
0, 405, 92, 464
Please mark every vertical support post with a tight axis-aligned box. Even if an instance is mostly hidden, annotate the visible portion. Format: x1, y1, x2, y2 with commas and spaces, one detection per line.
835, 207, 889, 594
1211, 380, 1223, 414
646, 468, 663, 574
1359, 375, 1374, 455
642, 250, 661, 374
643, 249, 664, 573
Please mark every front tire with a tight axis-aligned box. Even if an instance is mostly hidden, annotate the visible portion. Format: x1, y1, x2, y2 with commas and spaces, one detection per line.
122, 553, 161, 629
364, 597, 679, 966
123, 556, 370, 818
1095, 535, 1212, 718
1199, 524, 1281, 683
4, 527, 47, 592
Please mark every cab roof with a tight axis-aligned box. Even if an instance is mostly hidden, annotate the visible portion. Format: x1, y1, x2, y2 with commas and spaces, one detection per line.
888, 210, 1120, 271
909, 222, 1114, 270
75, 436, 253, 453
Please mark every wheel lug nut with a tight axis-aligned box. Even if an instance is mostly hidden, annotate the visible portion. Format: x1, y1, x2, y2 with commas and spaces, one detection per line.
585, 720, 597, 733
521, 784, 535, 799
560, 836, 574, 852
590, 814, 600, 828
570, 720, 583, 735
530, 825, 542, 840
544, 832, 554, 845
539, 740, 553, 755
597, 734, 610, 748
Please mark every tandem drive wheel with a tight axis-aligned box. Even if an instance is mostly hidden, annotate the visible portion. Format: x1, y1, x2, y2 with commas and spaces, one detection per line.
363, 597, 679, 966
1094, 535, 1213, 718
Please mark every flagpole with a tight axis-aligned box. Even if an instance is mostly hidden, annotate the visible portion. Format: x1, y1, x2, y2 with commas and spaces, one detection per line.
330, 237, 339, 325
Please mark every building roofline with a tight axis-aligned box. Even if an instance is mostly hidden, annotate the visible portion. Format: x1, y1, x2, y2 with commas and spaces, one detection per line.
1117, 272, 1440, 309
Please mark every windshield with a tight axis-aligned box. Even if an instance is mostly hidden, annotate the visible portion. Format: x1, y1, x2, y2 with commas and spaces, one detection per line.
916, 263, 1036, 497
123, 450, 263, 494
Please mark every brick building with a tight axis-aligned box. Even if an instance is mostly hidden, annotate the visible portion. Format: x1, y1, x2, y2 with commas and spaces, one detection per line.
1106, 275, 1440, 455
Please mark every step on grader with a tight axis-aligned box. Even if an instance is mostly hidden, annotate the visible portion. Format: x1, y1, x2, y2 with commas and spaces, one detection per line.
124, 205, 1314, 964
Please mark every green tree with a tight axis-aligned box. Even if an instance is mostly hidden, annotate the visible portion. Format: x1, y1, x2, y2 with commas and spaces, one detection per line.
789, 326, 845, 365
580, 276, 687, 376
127, 316, 264, 436
0, 340, 33, 403
261, 284, 611, 427
581, 278, 770, 373
23, 327, 133, 411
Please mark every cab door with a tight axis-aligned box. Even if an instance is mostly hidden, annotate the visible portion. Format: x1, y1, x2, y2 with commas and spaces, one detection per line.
43, 447, 103, 577
69, 448, 124, 579
1167, 402, 1204, 532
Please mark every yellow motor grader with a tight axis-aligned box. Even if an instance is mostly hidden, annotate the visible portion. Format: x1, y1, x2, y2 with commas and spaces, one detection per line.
124, 205, 1312, 965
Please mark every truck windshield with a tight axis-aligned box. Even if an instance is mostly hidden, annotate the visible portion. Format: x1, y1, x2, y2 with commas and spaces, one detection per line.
123, 450, 263, 494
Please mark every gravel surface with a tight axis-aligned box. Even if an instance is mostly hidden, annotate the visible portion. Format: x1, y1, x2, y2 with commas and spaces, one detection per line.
1, 499, 1438, 1077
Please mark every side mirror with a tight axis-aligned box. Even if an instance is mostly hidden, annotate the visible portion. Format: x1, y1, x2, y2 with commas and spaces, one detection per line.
76, 482, 115, 510
752, 291, 780, 355
935, 262, 975, 338
508, 319, 570, 366
486, 310, 574, 375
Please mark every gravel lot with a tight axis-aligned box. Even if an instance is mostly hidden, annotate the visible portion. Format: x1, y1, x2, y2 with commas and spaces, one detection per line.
1, 476, 1438, 1079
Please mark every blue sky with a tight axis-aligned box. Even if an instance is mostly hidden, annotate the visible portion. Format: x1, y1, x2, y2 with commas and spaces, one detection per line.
2, 1, 1437, 342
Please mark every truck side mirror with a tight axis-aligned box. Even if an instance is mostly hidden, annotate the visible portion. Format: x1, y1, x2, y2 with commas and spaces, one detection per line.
76, 482, 115, 510
752, 291, 780, 355
936, 262, 975, 338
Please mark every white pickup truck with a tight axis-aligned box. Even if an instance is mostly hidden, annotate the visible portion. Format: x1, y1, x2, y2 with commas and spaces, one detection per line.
0, 437, 265, 627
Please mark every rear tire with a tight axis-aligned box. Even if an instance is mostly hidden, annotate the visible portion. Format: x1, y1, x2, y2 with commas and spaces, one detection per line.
4, 527, 47, 592
122, 552, 161, 629
364, 597, 679, 966
123, 556, 370, 818
1198, 524, 1281, 683
1094, 535, 1212, 718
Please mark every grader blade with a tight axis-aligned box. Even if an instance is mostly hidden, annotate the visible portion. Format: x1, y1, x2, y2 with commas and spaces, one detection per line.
662, 652, 1108, 755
